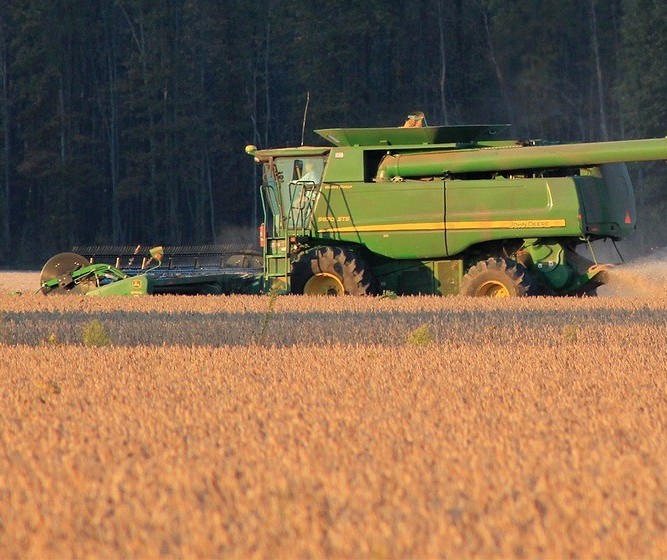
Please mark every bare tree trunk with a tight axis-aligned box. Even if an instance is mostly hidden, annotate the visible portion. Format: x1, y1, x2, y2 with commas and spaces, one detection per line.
436, 0, 449, 125
59, 29, 76, 248
247, 61, 260, 235
205, 147, 216, 241
264, 5, 272, 147
589, 0, 609, 140
479, 1, 514, 124
59, 77, 66, 164
0, 14, 10, 261
104, 2, 123, 242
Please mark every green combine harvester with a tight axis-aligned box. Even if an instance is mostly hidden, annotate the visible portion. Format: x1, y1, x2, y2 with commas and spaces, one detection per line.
40, 114, 667, 297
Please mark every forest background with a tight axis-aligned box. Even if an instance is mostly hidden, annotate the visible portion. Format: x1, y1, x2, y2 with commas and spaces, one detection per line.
0, 0, 665, 267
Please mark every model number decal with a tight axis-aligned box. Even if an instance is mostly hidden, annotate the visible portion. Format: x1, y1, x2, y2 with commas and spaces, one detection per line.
317, 216, 350, 222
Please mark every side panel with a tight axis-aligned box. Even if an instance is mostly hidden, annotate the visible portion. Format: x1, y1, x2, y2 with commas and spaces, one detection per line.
313, 180, 446, 260
576, 163, 636, 238
321, 147, 365, 182
371, 259, 463, 296
445, 177, 583, 255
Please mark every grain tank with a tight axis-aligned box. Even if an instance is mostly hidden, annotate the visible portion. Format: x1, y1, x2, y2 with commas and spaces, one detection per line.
247, 117, 667, 296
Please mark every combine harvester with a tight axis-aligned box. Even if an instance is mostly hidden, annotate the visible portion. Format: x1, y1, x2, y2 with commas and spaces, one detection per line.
40, 114, 667, 297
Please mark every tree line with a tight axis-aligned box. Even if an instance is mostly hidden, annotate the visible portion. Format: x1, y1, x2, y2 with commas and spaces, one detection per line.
0, 0, 665, 266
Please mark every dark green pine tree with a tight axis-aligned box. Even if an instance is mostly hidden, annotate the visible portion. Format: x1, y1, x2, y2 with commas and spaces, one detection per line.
0, 3, 11, 264
1, 0, 666, 265
617, 0, 667, 249
10, 1, 106, 261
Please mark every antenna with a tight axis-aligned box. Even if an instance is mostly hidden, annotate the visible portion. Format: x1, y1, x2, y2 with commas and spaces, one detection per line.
300, 91, 310, 146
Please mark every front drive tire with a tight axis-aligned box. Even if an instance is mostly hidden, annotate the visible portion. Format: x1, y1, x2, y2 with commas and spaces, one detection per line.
290, 246, 378, 296
460, 257, 533, 297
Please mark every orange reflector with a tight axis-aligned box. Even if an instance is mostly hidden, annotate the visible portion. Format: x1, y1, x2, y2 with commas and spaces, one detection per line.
624, 210, 632, 224
259, 223, 266, 248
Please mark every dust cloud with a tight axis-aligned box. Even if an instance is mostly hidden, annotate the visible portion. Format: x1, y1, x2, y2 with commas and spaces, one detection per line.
599, 247, 667, 297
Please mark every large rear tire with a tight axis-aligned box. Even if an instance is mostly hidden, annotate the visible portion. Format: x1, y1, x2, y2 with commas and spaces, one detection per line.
290, 246, 377, 296
460, 257, 532, 297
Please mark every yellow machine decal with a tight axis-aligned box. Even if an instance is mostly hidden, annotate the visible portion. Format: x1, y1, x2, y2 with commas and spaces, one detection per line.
318, 215, 351, 223
318, 219, 566, 233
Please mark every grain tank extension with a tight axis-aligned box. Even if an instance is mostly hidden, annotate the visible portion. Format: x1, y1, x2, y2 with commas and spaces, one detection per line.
248, 118, 667, 296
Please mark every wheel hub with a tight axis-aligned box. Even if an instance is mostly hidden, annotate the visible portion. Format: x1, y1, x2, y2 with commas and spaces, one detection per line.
304, 273, 345, 296
476, 280, 510, 298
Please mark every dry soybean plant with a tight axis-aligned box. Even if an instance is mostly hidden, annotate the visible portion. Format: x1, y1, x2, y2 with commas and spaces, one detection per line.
1, 292, 667, 558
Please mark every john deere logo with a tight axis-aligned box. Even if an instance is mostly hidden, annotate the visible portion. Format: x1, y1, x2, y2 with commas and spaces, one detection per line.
131, 279, 142, 289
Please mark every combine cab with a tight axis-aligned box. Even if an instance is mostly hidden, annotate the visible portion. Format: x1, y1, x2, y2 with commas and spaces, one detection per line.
41, 114, 667, 297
